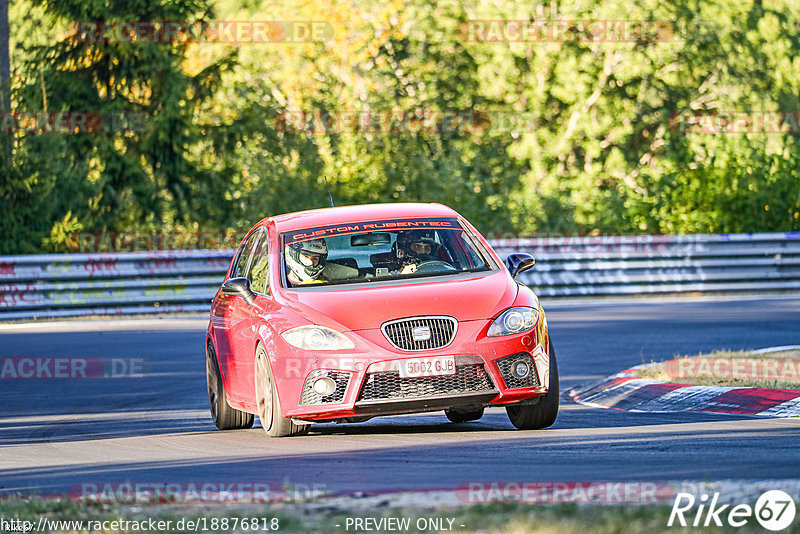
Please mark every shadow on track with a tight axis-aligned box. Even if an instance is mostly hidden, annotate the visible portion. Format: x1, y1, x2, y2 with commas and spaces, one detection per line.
3, 409, 800, 496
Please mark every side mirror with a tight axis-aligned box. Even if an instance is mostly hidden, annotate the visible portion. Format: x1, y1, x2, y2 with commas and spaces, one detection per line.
506, 253, 535, 280
221, 277, 256, 305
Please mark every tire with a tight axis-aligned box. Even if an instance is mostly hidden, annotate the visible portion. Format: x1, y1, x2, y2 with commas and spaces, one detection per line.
206, 341, 254, 430
506, 339, 559, 430
255, 344, 310, 437
445, 407, 485, 423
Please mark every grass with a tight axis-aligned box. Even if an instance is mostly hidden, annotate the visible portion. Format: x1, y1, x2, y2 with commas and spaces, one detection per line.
2, 497, 797, 533
635, 349, 800, 389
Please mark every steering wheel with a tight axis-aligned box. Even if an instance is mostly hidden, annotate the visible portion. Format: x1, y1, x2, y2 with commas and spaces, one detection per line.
414, 260, 457, 274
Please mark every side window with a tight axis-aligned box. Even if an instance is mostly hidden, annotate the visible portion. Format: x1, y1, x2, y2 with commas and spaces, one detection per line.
231, 230, 261, 279
248, 229, 270, 295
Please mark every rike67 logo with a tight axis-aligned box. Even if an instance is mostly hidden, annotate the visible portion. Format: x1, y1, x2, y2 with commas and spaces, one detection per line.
669, 490, 796, 530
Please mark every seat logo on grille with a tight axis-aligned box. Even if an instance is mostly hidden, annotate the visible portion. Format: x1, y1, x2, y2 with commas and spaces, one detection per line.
412, 326, 432, 341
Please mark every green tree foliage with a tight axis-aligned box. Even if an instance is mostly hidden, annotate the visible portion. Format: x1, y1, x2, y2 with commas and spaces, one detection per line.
2, 0, 239, 253
467, 0, 800, 233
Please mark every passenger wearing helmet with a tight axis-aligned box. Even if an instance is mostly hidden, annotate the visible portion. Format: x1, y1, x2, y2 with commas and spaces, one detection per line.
286, 238, 329, 285
393, 230, 441, 274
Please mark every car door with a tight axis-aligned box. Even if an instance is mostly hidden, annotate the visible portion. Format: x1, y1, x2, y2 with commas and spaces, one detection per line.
212, 229, 261, 400
235, 228, 275, 402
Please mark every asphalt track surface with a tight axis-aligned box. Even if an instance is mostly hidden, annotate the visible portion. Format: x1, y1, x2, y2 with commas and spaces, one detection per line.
1, 296, 799, 497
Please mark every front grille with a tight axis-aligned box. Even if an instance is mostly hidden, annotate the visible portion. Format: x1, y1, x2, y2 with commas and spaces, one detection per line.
496, 352, 540, 389
382, 316, 457, 351
357, 361, 495, 403
299, 370, 351, 405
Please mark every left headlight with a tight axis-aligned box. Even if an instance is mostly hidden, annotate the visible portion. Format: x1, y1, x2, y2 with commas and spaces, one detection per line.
487, 307, 539, 337
281, 325, 355, 350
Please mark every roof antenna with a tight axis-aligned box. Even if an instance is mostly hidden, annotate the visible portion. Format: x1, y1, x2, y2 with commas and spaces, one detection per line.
324, 176, 335, 208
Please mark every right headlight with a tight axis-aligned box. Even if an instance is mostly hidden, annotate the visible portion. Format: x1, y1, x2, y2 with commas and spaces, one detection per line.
487, 307, 539, 337
281, 325, 355, 350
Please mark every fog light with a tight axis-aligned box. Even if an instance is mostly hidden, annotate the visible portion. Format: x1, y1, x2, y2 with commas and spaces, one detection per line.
312, 377, 336, 396
511, 361, 530, 379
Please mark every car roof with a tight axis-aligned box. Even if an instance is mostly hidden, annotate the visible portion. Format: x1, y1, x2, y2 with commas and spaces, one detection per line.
261, 203, 461, 232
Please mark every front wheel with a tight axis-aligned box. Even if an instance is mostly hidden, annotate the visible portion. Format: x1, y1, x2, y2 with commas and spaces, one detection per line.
506, 339, 559, 430
254, 345, 309, 437
206, 341, 254, 430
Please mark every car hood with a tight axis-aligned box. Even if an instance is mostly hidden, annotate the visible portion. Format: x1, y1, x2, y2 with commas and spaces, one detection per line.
281, 270, 518, 331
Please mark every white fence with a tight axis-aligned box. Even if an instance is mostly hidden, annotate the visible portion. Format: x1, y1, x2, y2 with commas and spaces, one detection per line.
1, 233, 798, 320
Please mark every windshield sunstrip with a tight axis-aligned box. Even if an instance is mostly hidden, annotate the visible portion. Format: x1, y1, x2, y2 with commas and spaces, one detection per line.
283, 217, 460, 245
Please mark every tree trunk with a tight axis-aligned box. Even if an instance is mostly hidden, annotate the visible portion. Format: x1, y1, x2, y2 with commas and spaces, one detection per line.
0, 0, 9, 111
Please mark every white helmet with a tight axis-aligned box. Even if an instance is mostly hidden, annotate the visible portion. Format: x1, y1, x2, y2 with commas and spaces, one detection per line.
286, 238, 328, 282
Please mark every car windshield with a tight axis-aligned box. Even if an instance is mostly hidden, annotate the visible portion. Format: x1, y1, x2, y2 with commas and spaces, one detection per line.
281, 217, 494, 287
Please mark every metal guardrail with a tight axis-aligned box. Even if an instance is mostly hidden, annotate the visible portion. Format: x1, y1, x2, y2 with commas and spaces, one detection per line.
0, 233, 798, 320
503, 232, 800, 296
0, 250, 234, 320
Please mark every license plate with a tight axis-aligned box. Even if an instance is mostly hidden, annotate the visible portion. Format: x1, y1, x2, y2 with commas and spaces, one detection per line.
398, 356, 456, 378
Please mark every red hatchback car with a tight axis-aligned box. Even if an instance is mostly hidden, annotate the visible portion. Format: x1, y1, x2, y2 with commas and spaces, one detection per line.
206, 203, 558, 437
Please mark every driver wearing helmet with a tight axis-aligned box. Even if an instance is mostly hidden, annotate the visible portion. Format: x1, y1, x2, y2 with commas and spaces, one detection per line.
394, 230, 440, 274
286, 238, 329, 285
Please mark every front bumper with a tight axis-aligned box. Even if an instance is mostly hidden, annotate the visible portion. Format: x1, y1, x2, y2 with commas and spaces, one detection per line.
279, 319, 550, 421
